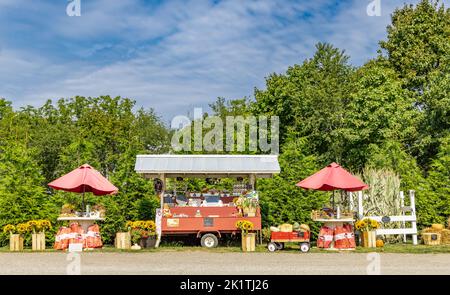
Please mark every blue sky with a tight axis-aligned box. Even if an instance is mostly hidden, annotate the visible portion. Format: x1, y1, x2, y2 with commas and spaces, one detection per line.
0, 0, 434, 122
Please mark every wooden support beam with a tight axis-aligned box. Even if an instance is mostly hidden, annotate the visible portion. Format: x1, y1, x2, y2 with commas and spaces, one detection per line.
155, 173, 165, 248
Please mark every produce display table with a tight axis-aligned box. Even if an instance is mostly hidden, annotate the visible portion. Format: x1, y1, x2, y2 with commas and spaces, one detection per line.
313, 218, 355, 251
57, 217, 104, 232
55, 217, 104, 250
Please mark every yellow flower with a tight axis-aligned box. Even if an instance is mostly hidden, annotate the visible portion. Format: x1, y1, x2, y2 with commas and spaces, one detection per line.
371, 220, 378, 229
236, 220, 253, 234
143, 220, 156, 231
16, 223, 30, 234
42, 220, 52, 230
125, 221, 133, 229
3, 224, 15, 234
36, 220, 52, 231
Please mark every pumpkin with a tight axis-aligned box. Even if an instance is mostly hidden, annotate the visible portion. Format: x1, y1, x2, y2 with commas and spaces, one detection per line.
376, 239, 384, 247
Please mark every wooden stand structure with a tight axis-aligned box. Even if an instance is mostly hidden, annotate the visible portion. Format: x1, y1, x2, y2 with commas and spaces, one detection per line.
135, 154, 280, 248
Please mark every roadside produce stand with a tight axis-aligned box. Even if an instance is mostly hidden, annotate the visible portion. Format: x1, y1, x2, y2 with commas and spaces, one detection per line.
49, 164, 118, 250
134, 154, 280, 248
297, 162, 368, 250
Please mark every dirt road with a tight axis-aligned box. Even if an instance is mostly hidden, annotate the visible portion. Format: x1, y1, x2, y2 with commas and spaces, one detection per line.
1, 251, 449, 275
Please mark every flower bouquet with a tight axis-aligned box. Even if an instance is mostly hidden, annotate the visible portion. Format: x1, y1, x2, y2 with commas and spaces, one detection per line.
355, 218, 380, 248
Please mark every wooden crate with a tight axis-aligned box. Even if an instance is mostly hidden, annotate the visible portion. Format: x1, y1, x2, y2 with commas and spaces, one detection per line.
361, 231, 376, 248
241, 233, 256, 252
10, 234, 24, 251
115, 232, 131, 249
422, 233, 441, 245
32, 233, 46, 251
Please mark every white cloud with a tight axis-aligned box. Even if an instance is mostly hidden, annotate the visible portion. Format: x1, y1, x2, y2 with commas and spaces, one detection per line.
0, 0, 441, 121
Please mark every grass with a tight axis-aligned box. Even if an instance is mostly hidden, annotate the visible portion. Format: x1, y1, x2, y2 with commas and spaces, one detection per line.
1, 242, 450, 254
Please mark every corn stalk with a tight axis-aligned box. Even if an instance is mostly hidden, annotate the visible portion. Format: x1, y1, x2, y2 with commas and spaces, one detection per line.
358, 168, 402, 242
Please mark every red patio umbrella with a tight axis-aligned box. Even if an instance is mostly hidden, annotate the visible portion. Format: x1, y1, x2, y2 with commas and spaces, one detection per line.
296, 162, 368, 208
48, 164, 118, 211
296, 162, 368, 192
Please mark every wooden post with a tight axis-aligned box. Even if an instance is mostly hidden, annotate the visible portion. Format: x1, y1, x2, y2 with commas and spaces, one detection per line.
249, 173, 256, 191
399, 191, 407, 243
409, 190, 418, 245
357, 191, 363, 219
155, 173, 165, 248
349, 192, 354, 212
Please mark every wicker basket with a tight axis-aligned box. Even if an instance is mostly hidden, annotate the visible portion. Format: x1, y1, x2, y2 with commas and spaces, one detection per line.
422, 233, 441, 245
311, 210, 321, 220
340, 212, 354, 219
311, 210, 329, 220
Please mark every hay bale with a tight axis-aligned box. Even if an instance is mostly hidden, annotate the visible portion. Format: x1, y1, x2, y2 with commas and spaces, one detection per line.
432, 224, 444, 230
441, 229, 450, 245
422, 227, 437, 234
422, 233, 441, 245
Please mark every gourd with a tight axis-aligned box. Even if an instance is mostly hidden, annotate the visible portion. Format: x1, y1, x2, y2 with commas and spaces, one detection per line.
376, 239, 384, 247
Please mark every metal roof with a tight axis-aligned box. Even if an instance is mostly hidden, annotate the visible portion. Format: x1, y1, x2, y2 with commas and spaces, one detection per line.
135, 154, 280, 178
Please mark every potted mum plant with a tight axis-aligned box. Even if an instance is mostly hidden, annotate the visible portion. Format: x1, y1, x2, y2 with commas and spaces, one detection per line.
139, 220, 157, 248
236, 220, 255, 252
126, 220, 157, 250
355, 218, 380, 248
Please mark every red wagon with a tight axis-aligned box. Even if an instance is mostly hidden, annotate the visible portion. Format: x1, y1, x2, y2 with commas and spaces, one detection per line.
267, 230, 311, 252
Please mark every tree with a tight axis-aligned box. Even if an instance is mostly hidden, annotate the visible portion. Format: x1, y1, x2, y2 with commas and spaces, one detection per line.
427, 135, 450, 221
258, 136, 327, 234
0, 96, 170, 244
380, 0, 450, 168
380, 0, 449, 90
0, 142, 57, 246
341, 59, 419, 169
254, 43, 354, 163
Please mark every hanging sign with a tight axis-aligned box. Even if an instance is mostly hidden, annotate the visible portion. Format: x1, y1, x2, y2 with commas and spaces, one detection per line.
167, 218, 180, 227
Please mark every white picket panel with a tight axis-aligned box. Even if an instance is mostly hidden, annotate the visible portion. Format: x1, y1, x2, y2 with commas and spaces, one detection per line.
376, 228, 417, 235
366, 215, 416, 222
356, 190, 418, 245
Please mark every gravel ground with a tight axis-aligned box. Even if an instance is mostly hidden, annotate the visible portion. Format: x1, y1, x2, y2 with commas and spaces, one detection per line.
1, 251, 450, 275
